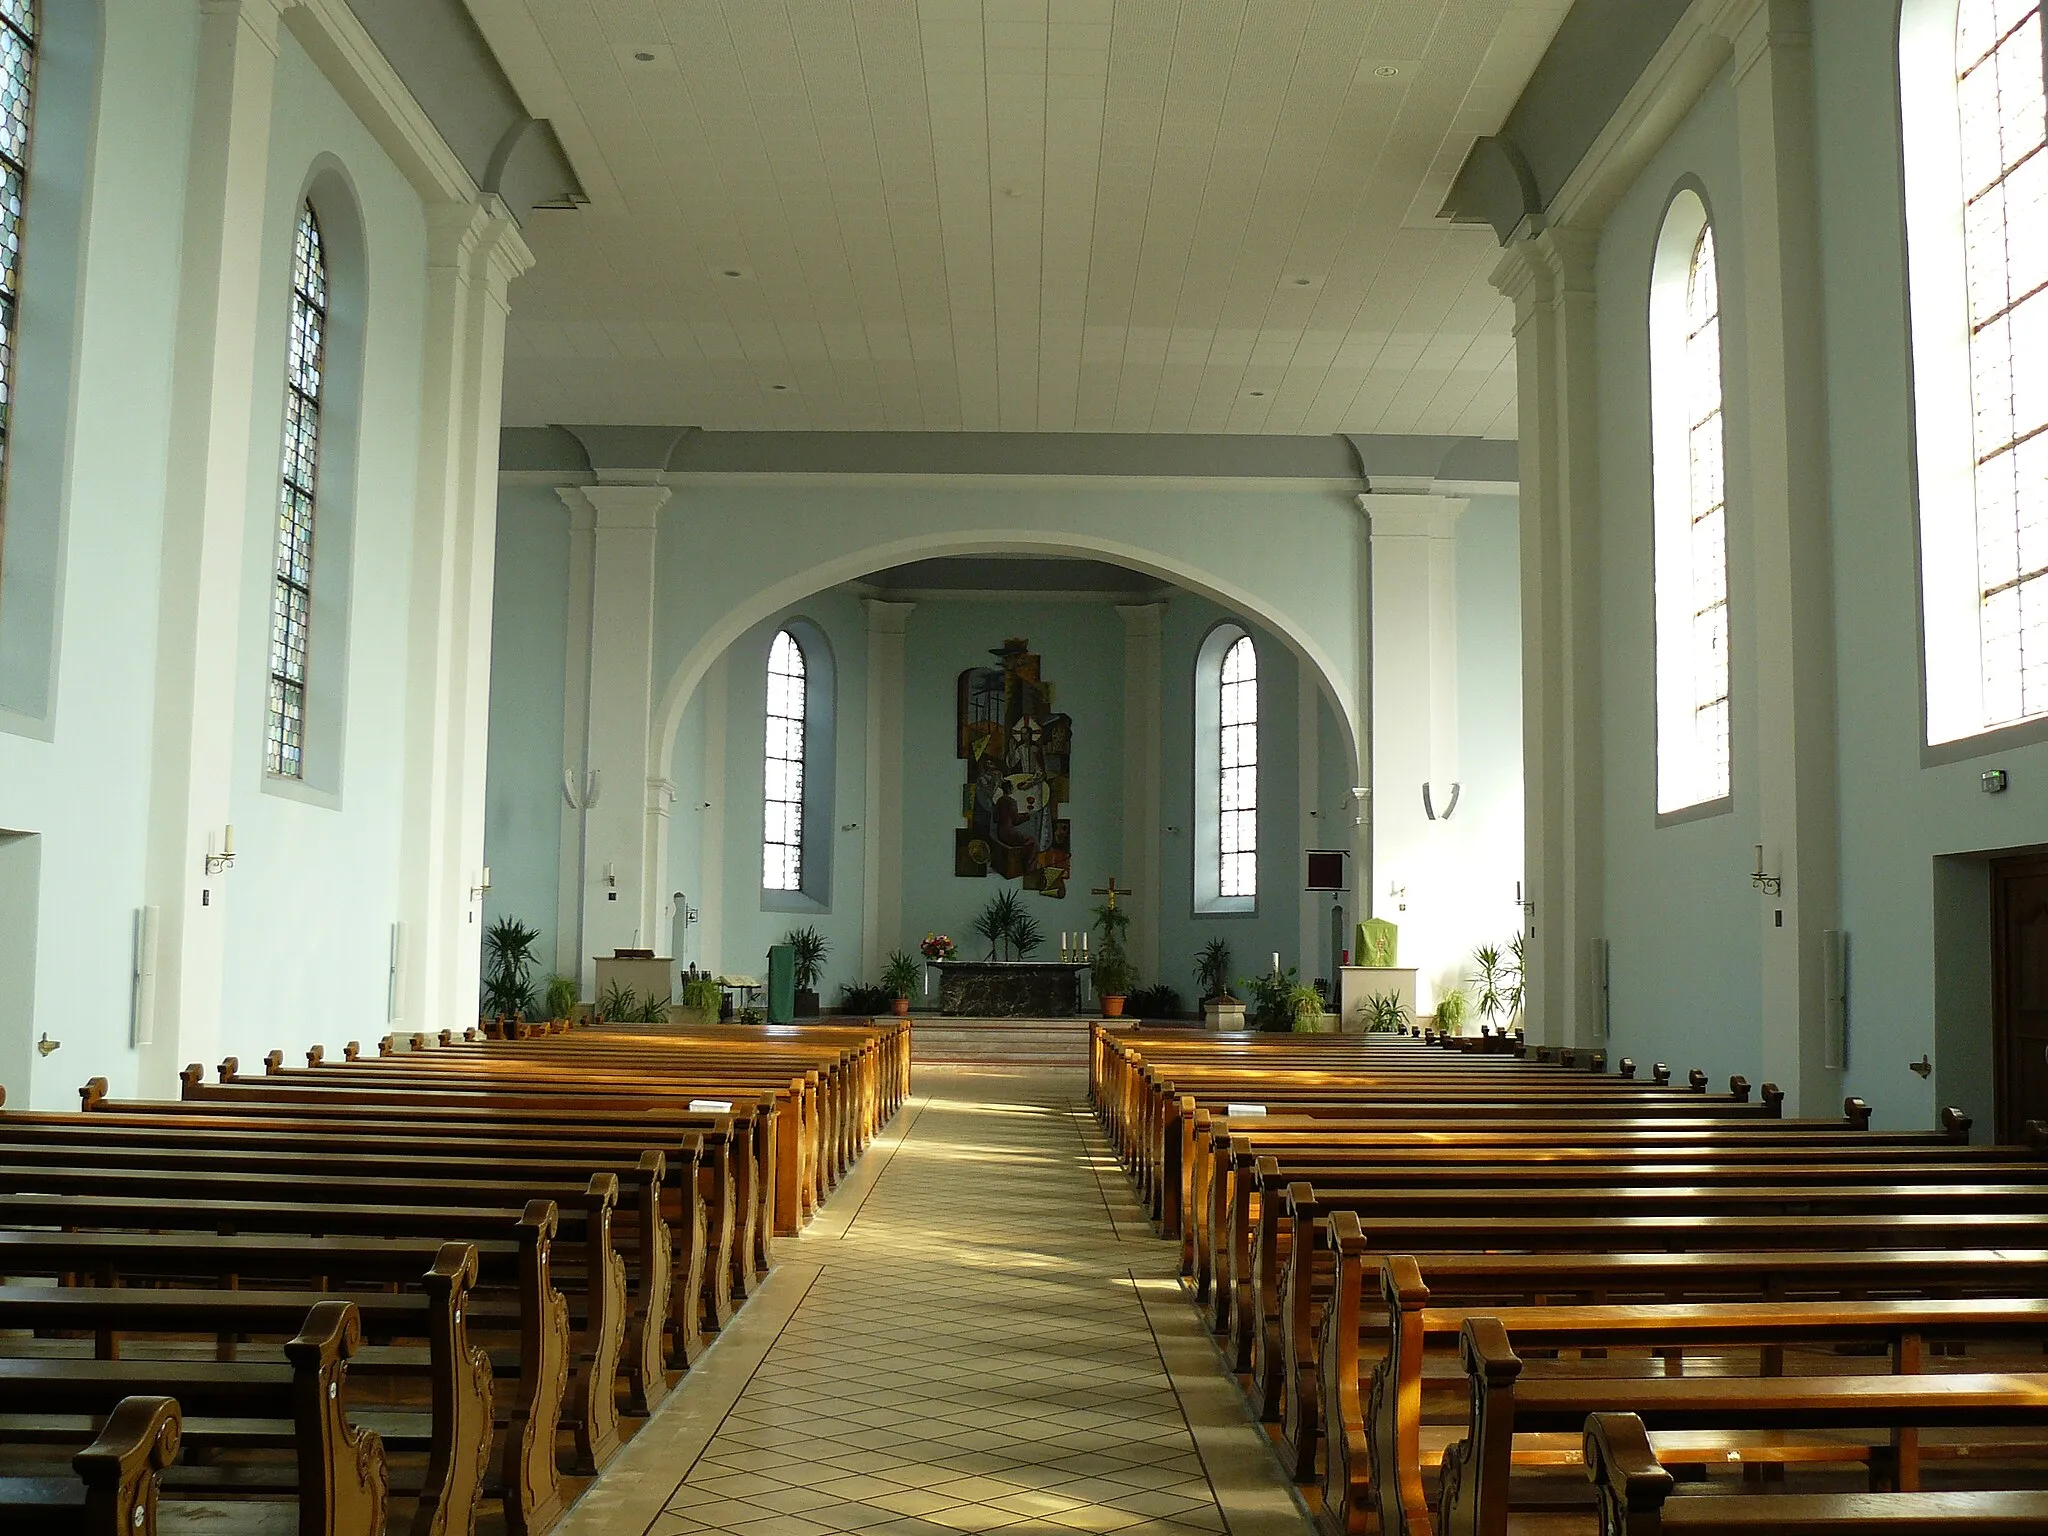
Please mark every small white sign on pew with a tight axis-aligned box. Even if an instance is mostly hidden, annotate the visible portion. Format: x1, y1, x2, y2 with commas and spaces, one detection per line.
1225, 1103, 1268, 1117
689, 1099, 734, 1113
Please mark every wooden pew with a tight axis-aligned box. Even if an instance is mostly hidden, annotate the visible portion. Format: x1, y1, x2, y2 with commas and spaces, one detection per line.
0, 1243, 485, 1536
0, 1395, 181, 1536
0, 1300, 385, 1536
0, 1195, 569, 1536
1582, 1413, 2048, 1534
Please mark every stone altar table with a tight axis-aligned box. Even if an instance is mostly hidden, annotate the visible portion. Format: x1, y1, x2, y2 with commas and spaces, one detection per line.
935, 961, 1091, 1017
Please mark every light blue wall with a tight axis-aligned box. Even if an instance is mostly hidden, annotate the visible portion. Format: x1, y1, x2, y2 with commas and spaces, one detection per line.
483, 484, 571, 962
1593, 67, 1765, 1090
1813, 0, 2048, 1130
1582, 3, 2048, 1127
215, 27, 431, 1071
900, 601, 1123, 979
0, 0, 196, 1102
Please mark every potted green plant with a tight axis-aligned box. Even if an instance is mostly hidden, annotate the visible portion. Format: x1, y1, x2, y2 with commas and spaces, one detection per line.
1090, 898, 1136, 1017
1357, 989, 1411, 1033
784, 925, 829, 1016
1091, 948, 1138, 1017
597, 979, 637, 1026
540, 973, 579, 1027
481, 916, 542, 1022
1194, 939, 1244, 1029
1288, 981, 1332, 1033
679, 974, 722, 1027
1433, 985, 1470, 1036
1474, 942, 1517, 1029
881, 950, 922, 1016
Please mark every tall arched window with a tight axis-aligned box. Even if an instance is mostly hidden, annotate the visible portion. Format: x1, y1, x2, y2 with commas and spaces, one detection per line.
266, 204, 326, 779
1194, 623, 1258, 912
1219, 635, 1258, 897
1650, 189, 1732, 814
0, 0, 38, 529
1903, 0, 2048, 743
762, 628, 807, 892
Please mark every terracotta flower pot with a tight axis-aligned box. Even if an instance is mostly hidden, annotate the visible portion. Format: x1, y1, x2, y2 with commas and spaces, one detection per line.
891, 996, 910, 1016
1101, 995, 1126, 1018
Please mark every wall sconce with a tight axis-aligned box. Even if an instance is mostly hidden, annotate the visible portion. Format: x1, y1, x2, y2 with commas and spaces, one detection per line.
1349, 786, 1370, 826
469, 866, 492, 901
203, 824, 236, 876
1751, 844, 1782, 896
1422, 782, 1461, 821
562, 769, 603, 810
604, 862, 617, 889
36, 1032, 59, 1057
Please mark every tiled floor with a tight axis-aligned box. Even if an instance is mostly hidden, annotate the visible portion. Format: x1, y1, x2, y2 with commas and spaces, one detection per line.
556, 1065, 1312, 1536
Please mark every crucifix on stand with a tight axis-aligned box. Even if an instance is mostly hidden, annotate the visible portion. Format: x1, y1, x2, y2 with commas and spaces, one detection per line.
1084, 878, 1136, 1008
1091, 877, 1131, 910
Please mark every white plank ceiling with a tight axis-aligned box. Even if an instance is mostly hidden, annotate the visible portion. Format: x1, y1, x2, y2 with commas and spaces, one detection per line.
471, 0, 1568, 436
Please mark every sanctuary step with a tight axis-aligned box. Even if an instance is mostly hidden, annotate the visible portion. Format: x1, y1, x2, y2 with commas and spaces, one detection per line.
909, 1015, 1098, 1067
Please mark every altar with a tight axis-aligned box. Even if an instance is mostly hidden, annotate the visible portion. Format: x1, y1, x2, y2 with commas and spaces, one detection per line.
934, 961, 1091, 1017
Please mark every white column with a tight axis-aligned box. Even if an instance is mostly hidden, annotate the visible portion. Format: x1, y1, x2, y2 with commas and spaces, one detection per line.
396, 194, 532, 1033
554, 496, 596, 982
1115, 602, 1166, 982
1492, 228, 1603, 1047
1363, 495, 1468, 1010
1298, 673, 1325, 979
1732, 0, 1839, 1112
561, 481, 671, 967
696, 654, 730, 974
861, 601, 914, 979
138, 0, 287, 1094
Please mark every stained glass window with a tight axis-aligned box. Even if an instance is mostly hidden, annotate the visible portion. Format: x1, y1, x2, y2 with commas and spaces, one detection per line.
267, 205, 325, 779
1958, 0, 2048, 725
0, 0, 35, 531
1684, 226, 1731, 801
763, 629, 806, 892
1218, 635, 1257, 899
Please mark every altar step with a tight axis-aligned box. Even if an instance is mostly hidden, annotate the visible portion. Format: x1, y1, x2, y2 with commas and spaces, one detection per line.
909, 1015, 1098, 1067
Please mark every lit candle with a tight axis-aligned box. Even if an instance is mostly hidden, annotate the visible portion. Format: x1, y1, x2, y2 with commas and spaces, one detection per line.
1753, 844, 1765, 878
223, 824, 235, 857
1272, 951, 1281, 974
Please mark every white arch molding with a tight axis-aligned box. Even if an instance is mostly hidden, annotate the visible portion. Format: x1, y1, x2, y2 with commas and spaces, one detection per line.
636, 524, 1368, 947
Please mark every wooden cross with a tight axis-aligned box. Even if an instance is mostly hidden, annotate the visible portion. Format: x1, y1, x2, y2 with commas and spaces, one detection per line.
1091, 878, 1133, 911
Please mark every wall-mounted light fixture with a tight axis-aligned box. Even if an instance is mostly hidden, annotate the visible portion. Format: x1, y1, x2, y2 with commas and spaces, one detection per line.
1422, 782, 1461, 821
1751, 844, 1782, 897
604, 862, 617, 890
1349, 786, 1370, 826
203, 824, 236, 876
470, 866, 492, 902
562, 769, 603, 810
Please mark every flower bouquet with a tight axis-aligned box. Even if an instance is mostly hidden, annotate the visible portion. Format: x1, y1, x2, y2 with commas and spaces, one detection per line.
920, 932, 957, 963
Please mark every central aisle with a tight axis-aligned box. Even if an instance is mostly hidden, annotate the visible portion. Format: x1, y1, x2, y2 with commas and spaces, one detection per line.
560, 1065, 1313, 1536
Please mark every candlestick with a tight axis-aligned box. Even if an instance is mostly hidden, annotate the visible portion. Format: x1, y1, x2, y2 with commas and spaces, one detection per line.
1272, 951, 1281, 974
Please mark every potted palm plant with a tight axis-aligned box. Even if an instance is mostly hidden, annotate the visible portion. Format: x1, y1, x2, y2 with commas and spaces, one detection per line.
1090, 898, 1136, 1017
784, 925, 829, 1016
679, 974, 722, 1027
1195, 938, 1244, 1030
881, 950, 921, 1017
541, 973, 579, 1028
481, 916, 541, 1025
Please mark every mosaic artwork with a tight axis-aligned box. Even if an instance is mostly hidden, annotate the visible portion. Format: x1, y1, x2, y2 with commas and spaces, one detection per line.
955, 637, 1072, 897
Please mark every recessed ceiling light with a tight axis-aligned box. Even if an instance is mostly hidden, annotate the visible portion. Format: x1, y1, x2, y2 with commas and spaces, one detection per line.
770, 383, 790, 391
1247, 390, 1268, 398
633, 50, 657, 62
1375, 64, 1401, 78
716, 267, 750, 280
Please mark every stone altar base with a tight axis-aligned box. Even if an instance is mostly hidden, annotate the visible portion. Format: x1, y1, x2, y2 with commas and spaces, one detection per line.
935, 960, 1090, 1017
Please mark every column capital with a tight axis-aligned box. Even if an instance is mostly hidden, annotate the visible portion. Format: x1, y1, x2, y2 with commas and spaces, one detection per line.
203, 0, 289, 51
425, 195, 535, 291
1357, 493, 1469, 540
1490, 226, 1597, 308
1114, 600, 1166, 639
1490, 237, 1553, 309
563, 482, 672, 530
1723, 0, 1806, 83
864, 598, 916, 634
647, 777, 677, 812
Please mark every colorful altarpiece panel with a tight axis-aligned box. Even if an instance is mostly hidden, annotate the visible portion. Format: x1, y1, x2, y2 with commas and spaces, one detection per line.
954, 637, 1073, 897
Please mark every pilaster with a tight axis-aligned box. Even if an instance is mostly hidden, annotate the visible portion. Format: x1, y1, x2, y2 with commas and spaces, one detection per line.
862, 601, 915, 979
554, 494, 596, 982
1732, 0, 1839, 1111
396, 193, 532, 1033
1491, 225, 1604, 1048
1362, 495, 1468, 1010
1116, 602, 1166, 981
138, 0, 288, 1093
564, 481, 672, 965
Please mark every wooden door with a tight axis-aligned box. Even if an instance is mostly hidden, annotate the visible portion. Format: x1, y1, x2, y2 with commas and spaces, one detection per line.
1993, 852, 2048, 1142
